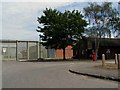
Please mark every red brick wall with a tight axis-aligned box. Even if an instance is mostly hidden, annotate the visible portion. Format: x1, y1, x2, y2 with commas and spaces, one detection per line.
56, 46, 73, 59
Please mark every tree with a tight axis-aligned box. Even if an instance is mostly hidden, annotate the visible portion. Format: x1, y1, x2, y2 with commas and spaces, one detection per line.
83, 2, 119, 58
109, 17, 120, 37
37, 8, 88, 60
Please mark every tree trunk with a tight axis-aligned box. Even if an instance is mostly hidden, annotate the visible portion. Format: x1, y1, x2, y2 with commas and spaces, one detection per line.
95, 37, 100, 60
63, 48, 66, 60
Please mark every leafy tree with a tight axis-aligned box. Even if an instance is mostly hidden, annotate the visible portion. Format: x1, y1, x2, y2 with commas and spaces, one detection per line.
109, 17, 120, 37
37, 8, 87, 60
83, 2, 119, 56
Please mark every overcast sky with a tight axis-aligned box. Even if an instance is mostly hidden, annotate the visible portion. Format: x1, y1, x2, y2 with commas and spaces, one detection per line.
1, 0, 119, 41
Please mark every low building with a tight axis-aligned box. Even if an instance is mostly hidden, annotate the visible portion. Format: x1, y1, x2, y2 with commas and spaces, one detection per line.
73, 38, 120, 59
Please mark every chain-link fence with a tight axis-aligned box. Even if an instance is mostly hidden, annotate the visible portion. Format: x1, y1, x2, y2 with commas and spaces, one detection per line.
1, 40, 54, 61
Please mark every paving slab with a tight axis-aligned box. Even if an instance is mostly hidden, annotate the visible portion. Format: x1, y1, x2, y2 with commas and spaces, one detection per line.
69, 60, 119, 82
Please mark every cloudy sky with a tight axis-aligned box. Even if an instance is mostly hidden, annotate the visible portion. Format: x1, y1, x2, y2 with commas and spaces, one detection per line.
1, 0, 119, 41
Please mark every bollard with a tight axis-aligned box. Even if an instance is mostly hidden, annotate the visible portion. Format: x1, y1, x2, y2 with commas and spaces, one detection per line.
115, 54, 118, 64
118, 54, 120, 69
102, 54, 105, 67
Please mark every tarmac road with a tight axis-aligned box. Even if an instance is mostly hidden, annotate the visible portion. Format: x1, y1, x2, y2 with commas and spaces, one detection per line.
2, 61, 118, 88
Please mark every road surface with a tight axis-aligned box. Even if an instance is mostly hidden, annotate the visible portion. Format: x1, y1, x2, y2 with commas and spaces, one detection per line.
2, 61, 118, 88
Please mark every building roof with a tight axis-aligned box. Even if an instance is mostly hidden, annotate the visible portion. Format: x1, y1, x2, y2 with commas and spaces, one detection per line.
88, 38, 120, 46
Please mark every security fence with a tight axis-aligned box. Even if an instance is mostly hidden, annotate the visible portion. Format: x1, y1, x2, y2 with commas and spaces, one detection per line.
1, 40, 54, 61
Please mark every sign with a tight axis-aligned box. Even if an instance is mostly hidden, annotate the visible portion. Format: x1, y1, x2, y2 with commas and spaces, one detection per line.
3, 48, 7, 53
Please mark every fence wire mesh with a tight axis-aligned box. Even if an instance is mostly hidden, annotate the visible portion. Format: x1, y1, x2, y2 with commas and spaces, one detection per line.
1, 40, 51, 60
2, 43, 16, 60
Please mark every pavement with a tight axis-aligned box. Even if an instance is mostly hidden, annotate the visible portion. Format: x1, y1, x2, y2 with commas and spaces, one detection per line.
69, 60, 120, 82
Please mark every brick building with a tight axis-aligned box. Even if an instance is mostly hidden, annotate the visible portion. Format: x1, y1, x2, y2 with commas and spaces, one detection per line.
56, 45, 73, 59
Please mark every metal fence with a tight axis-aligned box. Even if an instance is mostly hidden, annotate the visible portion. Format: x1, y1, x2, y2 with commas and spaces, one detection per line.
1, 40, 54, 61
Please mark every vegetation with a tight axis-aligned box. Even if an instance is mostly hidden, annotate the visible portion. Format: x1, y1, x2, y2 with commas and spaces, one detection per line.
109, 17, 120, 37
83, 2, 119, 55
36, 2, 119, 60
37, 8, 87, 60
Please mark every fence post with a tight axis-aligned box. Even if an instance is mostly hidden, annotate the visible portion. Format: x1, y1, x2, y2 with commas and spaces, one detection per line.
115, 54, 118, 64
102, 54, 105, 67
27, 41, 29, 60
37, 41, 39, 59
118, 54, 120, 69
16, 40, 18, 61
7, 43, 10, 60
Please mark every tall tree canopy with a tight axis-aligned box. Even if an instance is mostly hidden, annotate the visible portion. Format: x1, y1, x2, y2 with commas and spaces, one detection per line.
83, 2, 119, 38
109, 17, 120, 37
83, 2, 119, 60
37, 8, 88, 60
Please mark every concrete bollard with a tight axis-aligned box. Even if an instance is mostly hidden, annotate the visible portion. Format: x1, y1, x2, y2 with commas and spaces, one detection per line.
118, 54, 120, 69
102, 54, 105, 67
115, 54, 118, 64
